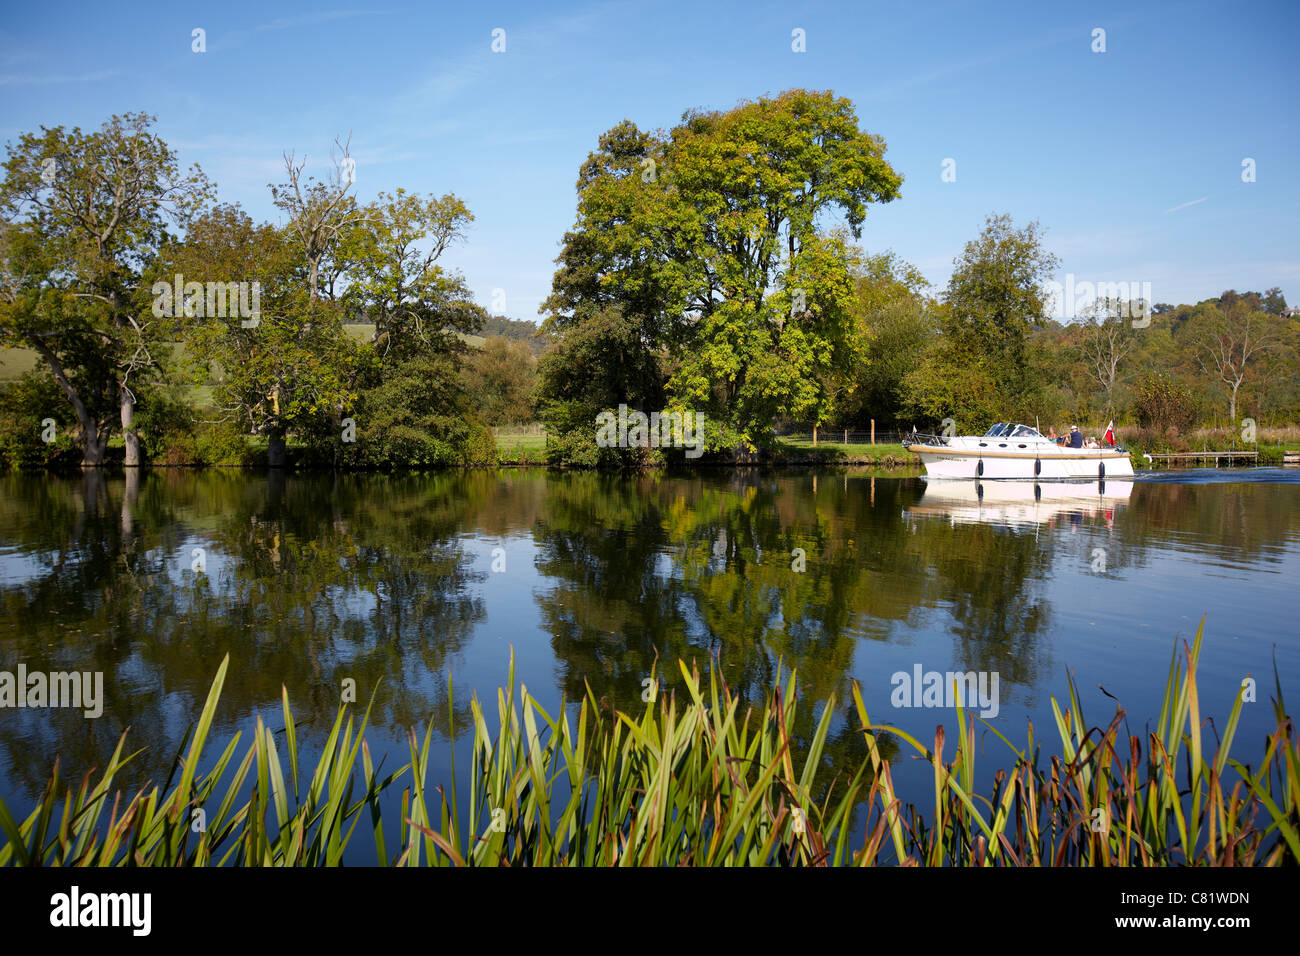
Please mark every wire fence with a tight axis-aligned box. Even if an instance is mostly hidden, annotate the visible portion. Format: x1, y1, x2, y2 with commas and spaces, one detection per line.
776, 429, 913, 446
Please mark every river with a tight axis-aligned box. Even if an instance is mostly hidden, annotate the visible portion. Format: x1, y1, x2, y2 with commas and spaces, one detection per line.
1, 468, 1297, 861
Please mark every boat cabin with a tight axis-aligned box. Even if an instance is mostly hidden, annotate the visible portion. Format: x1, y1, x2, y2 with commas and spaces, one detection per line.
983, 423, 1045, 440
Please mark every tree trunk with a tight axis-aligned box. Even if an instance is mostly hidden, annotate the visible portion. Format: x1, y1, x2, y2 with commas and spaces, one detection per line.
1229, 382, 1239, 425
121, 384, 140, 467
28, 338, 109, 467
268, 430, 288, 468
84, 428, 109, 467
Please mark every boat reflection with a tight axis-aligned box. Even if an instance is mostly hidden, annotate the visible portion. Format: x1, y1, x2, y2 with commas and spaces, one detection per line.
905, 479, 1133, 531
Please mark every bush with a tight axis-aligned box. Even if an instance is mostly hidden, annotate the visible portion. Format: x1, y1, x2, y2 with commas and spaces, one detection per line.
0, 372, 78, 469
133, 385, 199, 465
348, 354, 499, 468
194, 419, 258, 467
1134, 374, 1198, 433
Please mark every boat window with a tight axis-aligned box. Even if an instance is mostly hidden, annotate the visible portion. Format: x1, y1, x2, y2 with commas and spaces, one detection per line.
984, 423, 1009, 437
1010, 425, 1040, 439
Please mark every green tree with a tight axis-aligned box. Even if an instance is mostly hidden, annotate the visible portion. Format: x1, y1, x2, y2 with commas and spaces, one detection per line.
904, 214, 1059, 428
340, 188, 481, 359
539, 90, 903, 460
1261, 286, 1287, 316
336, 187, 492, 467
1134, 373, 1197, 433
843, 251, 935, 429
1188, 299, 1278, 424
466, 336, 537, 425
164, 203, 360, 467
0, 113, 212, 465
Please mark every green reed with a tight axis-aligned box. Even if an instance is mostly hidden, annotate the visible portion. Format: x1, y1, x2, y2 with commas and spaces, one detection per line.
1, 618, 1294, 866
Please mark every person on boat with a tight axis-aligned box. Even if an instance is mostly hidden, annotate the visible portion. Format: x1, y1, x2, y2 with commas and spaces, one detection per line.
1068, 425, 1083, 448
1048, 426, 1058, 441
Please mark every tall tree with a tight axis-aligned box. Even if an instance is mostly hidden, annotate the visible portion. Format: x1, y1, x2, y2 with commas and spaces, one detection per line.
1190, 299, 1277, 423
943, 214, 1059, 376
270, 135, 368, 304
164, 203, 359, 467
340, 188, 481, 359
905, 214, 1059, 428
1078, 296, 1137, 418
337, 187, 491, 466
844, 251, 935, 429
539, 90, 903, 459
0, 113, 211, 465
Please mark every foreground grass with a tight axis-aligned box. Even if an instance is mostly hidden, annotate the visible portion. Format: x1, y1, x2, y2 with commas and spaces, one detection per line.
0, 618, 1293, 866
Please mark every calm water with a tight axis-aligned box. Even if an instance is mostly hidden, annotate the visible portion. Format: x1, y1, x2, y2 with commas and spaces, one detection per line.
2, 468, 1298, 860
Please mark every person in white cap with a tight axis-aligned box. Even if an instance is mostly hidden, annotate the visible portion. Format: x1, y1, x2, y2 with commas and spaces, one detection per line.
1068, 425, 1083, 448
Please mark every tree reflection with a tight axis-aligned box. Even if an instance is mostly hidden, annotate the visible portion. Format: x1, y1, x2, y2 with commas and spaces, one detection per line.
3, 469, 1295, 819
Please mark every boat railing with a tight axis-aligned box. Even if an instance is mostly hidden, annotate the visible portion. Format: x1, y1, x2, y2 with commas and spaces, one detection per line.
902, 432, 950, 449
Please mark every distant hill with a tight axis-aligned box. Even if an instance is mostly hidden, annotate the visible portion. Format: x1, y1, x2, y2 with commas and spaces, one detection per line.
480, 315, 547, 355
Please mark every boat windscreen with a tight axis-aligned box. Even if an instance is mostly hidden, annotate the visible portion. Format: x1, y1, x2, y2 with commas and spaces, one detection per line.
1010, 425, 1040, 438
984, 423, 1008, 437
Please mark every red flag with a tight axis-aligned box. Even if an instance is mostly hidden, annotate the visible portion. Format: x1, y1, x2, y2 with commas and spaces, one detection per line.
1103, 421, 1115, 446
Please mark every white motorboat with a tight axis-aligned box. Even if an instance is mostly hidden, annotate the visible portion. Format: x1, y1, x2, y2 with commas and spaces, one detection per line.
902, 423, 1134, 480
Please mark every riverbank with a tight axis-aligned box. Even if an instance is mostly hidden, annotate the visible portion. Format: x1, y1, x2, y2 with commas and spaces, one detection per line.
4, 419, 1291, 471
491, 434, 923, 467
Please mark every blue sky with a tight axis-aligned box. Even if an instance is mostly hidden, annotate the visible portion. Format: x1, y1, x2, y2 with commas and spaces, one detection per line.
2, 0, 1297, 321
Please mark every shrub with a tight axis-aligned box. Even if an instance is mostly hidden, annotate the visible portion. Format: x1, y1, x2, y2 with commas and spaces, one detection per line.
0, 372, 78, 469
349, 354, 498, 468
1134, 374, 1198, 433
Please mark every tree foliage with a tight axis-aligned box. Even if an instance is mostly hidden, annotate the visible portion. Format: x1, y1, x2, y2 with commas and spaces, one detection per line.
538, 90, 903, 461
0, 112, 212, 464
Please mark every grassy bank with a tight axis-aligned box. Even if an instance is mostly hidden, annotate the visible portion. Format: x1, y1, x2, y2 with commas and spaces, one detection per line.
1, 619, 1293, 867
490, 430, 923, 467
774, 438, 919, 467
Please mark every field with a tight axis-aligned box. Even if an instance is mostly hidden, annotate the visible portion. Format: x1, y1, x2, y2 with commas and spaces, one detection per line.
493, 428, 547, 464
0, 347, 41, 379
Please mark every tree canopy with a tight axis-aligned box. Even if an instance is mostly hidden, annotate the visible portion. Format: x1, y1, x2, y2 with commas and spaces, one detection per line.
538, 89, 903, 461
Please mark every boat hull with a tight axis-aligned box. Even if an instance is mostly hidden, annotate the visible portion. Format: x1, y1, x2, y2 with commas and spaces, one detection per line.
910, 445, 1134, 480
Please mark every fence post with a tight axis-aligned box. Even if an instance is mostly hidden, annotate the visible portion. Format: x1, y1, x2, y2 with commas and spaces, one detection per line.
844, 428, 848, 444
871, 419, 875, 445
813, 425, 818, 447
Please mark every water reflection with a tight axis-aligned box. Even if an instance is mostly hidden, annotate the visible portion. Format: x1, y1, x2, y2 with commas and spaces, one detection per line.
907, 479, 1133, 531
1, 469, 1297, 820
